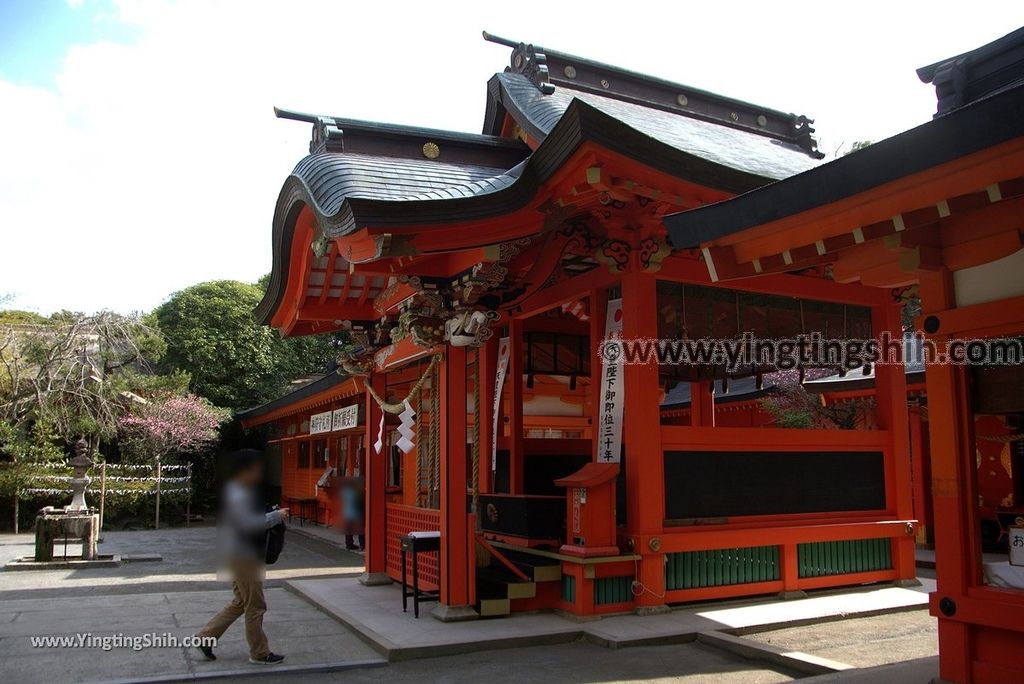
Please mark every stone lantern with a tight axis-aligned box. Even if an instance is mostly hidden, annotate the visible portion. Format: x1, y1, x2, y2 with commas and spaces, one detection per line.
33, 438, 99, 562
67, 438, 93, 512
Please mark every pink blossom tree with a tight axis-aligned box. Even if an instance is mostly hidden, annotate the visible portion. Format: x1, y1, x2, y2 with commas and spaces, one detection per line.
118, 394, 229, 464
118, 394, 229, 528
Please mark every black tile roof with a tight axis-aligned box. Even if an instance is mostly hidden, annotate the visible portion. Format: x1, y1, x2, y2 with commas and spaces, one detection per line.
664, 80, 1024, 249
236, 372, 349, 422
918, 27, 1024, 116
490, 72, 823, 181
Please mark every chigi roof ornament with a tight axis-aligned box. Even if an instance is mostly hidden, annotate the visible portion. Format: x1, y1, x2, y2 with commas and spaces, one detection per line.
274, 107, 344, 154
484, 31, 555, 94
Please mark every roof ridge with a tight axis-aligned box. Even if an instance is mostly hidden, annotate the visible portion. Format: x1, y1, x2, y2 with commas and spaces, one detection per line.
482, 31, 821, 156
275, 107, 525, 150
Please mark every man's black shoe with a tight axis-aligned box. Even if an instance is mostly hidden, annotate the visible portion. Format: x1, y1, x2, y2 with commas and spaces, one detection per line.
249, 653, 285, 665
196, 643, 216, 661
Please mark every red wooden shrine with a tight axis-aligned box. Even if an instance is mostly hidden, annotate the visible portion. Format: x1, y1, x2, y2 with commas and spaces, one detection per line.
665, 28, 1024, 684
244, 29, 1022, 654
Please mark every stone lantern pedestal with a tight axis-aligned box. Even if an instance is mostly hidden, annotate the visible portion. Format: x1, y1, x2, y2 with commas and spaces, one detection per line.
32, 439, 99, 562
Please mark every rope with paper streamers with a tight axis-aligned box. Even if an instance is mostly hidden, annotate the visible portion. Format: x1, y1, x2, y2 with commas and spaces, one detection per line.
366, 354, 442, 414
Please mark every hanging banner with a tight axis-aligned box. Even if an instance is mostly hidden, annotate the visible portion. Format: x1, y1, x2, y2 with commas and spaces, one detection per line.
491, 336, 511, 470
309, 411, 333, 435
331, 404, 360, 431
597, 299, 624, 462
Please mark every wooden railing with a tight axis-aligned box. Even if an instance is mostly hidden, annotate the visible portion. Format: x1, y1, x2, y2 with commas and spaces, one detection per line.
385, 502, 441, 590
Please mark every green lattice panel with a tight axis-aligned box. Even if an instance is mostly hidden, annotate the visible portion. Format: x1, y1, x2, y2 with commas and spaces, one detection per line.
593, 575, 634, 605
665, 545, 781, 590
797, 538, 892, 577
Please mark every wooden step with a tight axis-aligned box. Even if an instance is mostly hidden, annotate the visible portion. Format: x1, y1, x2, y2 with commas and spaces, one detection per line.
477, 597, 510, 617
495, 549, 562, 583
477, 566, 537, 600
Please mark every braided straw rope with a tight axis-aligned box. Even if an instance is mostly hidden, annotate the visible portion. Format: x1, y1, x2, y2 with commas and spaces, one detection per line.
431, 360, 441, 509
471, 347, 481, 518
366, 354, 441, 414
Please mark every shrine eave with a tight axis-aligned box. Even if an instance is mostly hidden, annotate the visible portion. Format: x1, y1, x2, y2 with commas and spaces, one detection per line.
236, 372, 362, 427
663, 82, 1024, 251
256, 97, 785, 327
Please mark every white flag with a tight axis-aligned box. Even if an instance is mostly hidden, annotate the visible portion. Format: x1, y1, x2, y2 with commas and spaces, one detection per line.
597, 299, 624, 463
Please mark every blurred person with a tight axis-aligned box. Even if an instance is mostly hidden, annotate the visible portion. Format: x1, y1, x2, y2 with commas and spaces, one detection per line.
194, 449, 288, 665
340, 476, 365, 551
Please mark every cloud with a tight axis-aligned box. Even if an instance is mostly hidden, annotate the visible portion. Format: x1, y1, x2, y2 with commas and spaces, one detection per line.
1, 1, 1021, 314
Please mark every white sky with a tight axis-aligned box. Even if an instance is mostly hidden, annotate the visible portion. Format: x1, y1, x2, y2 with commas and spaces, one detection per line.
2, 0, 1022, 315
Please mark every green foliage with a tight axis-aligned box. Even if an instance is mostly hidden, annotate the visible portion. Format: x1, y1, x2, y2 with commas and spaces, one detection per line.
0, 421, 64, 497
759, 382, 876, 430
0, 310, 49, 325
843, 140, 873, 156
1, 311, 166, 444
153, 280, 337, 410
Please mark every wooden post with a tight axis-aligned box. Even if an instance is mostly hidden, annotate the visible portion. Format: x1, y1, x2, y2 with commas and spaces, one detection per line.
154, 457, 162, 530
919, 269, 977, 684
98, 462, 107, 532
871, 299, 915, 581
13, 490, 18, 535
433, 346, 476, 621
621, 268, 667, 611
359, 371, 389, 585
690, 380, 716, 427
478, 336, 497, 496
185, 463, 192, 528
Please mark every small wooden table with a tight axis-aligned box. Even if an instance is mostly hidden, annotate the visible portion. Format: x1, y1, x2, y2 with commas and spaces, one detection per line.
400, 531, 440, 618
286, 497, 320, 527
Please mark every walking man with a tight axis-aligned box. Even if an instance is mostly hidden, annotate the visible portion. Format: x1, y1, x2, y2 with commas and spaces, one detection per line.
195, 449, 288, 665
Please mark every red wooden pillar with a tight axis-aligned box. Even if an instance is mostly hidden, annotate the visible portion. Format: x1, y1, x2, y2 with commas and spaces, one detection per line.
508, 317, 525, 494
871, 300, 916, 581
909, 405, 931, 544
589, 288, 607, 461
433, 346, 477, 621
919, 270, 978, 684
359, 371, 389, 585
690, 380, 715, 427
621, 269, 667, 611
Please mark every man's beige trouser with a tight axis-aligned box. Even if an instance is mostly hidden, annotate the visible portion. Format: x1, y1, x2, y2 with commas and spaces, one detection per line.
197, 559, 269, 659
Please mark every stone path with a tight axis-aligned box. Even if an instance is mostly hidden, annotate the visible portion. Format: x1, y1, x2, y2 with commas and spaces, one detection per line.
0, 587, 383, 683
287, 575, 933, 661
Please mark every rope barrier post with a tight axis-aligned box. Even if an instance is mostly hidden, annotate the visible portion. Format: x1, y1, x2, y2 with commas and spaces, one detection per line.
98, 462, 107, 532
154, 457, 162, 530
185, 463, 192, 528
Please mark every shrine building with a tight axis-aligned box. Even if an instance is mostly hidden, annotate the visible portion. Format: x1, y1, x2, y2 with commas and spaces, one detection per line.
246, 30, 1017, 639
665, 27, 1024, 684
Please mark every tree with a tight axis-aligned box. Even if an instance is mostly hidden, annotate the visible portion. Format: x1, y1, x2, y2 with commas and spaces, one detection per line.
118, 394, 229, 462
0, 311, 165, 446
153, 280, 337, 410
0, 311, 165, 531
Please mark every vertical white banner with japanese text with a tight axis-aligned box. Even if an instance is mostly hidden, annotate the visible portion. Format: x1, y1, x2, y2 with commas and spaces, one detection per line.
598, 299, 624, 462
491, 336, 511, 470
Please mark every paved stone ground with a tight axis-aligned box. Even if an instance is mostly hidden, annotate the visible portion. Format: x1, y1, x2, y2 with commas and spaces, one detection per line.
0, 526, 364, 598
0, 526, 941, 683
222, 639, 802, 684
0, 587, 383, 684
0, 526, 379, 683
747, 610, 938, 668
